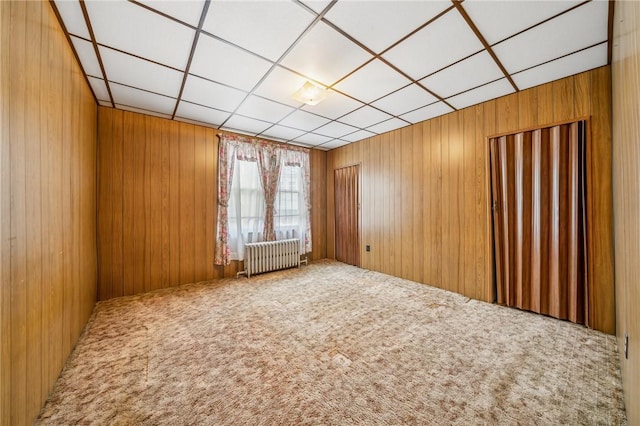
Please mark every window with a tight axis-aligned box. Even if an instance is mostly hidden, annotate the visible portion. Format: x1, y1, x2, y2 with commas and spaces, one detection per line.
228, 160, 264, 259
215, 134, 312, 265
227, 161, 309, 261
274, 165, 305, 239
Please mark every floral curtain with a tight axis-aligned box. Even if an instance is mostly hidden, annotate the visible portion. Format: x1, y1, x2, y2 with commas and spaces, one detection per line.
215, 134, 312, 265
214, 139, 238, 265
282, 148, 312, 254
256, 145, 282, 241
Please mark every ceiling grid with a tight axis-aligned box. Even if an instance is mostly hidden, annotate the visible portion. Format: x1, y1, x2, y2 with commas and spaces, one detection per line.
50, 0, 610, 151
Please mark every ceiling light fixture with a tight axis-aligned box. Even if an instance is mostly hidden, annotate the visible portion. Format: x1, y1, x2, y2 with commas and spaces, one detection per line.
292, 81, 328, 106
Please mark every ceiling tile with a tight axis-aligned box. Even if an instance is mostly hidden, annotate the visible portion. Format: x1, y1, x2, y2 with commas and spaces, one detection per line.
99, 46, 183, 98
493, 0, 609, 74
446, 79, 515, 110
174, 117, 219, 129
253, 66, 306, 108
279, 110, 330, 132
175, 101, 230, 126
301, 90, 363, 119
288, 140, 315, 149
463, 0, 583, 45
281, 21, 372, 86
319, 139, 350, 150
314, 121, 359, 138
136, 0, 206, 27
513, 43, 607, 90
367, 118, 410, 134
53, 0, 89, 39
110, 83, 176, 115
371, 84, 438, 116
87, 77, 110, 102
114, 104, 172, 120
85, 0, 195, 70
260, 125, 306, 142
420, 51, 505, 98
98, 101, 111, 107
400, 102, 453, 123
189, 34, 272, 92
181, 75, 247, 112
293, 133, 332, 146
203, 1, 314, 61
235, 96, 295, 123
333, 59, 410, 104
339, 106, 392, 129
223, 115, 272, 135
325, 1, 450, 53
341, 130, 376, 143
70, 36, 102, 77
383, 9, 484, 80
299, 1, 332, 15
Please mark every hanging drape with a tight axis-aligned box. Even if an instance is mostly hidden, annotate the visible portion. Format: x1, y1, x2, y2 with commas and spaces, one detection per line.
282, 148, 312, 253
490, 121, 588, 325
214, 140, 237, 265
256, 145, 282, 242
334, 165, 360, 267
215, 134, 312, 265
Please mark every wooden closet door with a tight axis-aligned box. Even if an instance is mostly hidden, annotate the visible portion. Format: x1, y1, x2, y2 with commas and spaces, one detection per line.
334, 165, 360, 267
490, 121, 587, 325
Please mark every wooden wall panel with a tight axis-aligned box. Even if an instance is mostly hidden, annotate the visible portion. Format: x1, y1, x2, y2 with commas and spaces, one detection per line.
310, 148, 327, 261
0, 1, 98, 424
326, 67, 615, 334
611, 1, 640, 423
97, 109, 327, 299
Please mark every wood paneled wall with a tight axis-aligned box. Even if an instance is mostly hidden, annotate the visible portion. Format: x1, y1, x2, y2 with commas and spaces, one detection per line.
612, 1, 640, 423
327, 66, 614, 334
97, 108, 327, 300
1, 1, 98, 424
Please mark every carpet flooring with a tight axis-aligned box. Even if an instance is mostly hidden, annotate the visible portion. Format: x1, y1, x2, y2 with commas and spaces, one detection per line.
37, 260, 626, 425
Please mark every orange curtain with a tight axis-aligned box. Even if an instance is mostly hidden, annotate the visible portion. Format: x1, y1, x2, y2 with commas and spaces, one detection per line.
334, 165, 360, 267
490, 121, 588, 325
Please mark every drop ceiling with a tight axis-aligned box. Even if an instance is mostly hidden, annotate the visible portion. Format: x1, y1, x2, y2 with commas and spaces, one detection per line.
52, 0, 611, 151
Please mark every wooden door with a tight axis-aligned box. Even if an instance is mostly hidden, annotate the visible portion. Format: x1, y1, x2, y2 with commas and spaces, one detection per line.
490, 121, 588, 325
334, 165, 360, 267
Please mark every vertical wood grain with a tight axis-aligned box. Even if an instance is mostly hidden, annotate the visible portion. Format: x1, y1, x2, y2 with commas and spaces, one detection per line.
531, 130, 542, 313
0, 2, 8, 421
463, 108, 476, 299
549, 127, 561, 318
1, 1, 97, 422
205, 129, 216, 278
589, 66, 615, 334
24, 0, 43, 416
310, 149, 327, 261
111, 110, 124, 298
553, 77, 575, 121
483, 101, 496, 302
412, 124, 424, 284
388, 130, 406, 277
611, 1, 640, 420
9, 3, 28, 422
97, 110, 328, 298
179, 123, 195, 286
574, 71, 591, 118
401, 126, 413, 280
193, 126, 207, 282
147, 116, 162, 290
429, 118, 443, 287
324, 67, 614, 334
379, 133, 391, 275
496, 94, 519, 135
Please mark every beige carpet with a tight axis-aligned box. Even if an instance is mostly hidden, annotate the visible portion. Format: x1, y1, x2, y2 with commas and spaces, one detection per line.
37, 260, 626, 425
